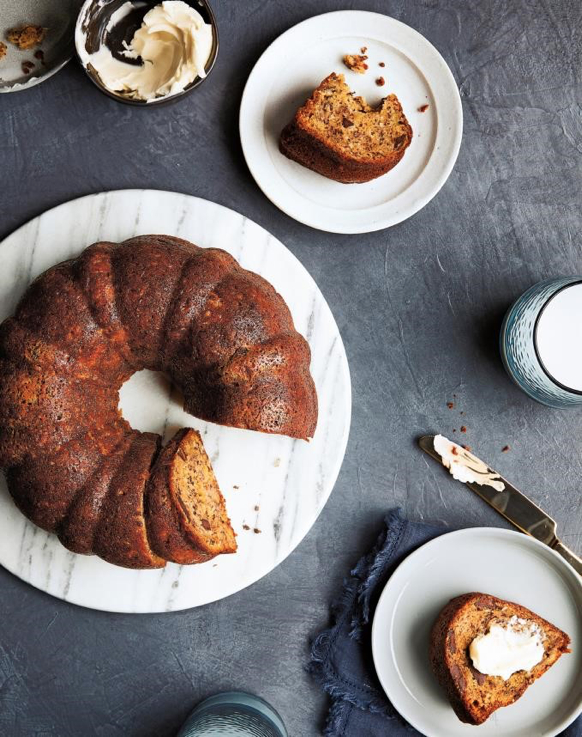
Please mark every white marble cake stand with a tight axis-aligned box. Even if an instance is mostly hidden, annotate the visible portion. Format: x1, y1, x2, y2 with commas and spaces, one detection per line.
0, 190, 351, 612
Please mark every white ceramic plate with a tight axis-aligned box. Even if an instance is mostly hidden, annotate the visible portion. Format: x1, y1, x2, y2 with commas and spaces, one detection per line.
0, 0, 79, 93
239, 10, 462, 234
0, 189, 351, 612
371, 528, 582, 737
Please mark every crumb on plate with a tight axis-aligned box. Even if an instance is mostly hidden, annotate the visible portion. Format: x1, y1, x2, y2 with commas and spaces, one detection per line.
376, 76, 385, 86
418, 104, 429, 113
343, 53, 368, 74
7, 25, 47, 50
502, 445, 510, 452
0, 42, 7, 60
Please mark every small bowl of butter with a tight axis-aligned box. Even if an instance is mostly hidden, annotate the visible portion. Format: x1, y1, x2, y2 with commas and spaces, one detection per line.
75, 0, 218, 105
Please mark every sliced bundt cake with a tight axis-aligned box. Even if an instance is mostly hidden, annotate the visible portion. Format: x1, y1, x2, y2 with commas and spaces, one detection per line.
430, 592, 571, 725
146, 428, 236, 563
280, 72, 412, 183
0, 235, 317, 569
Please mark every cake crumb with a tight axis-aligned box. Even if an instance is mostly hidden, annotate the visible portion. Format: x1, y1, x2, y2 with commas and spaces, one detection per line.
21, 61, 35, 75
360, 46, 367, 53
242, 524, 250, 531
233, 485, 239, 489
253, 528, 261, 534
379, 61, 385, 67
273, 458, 280, 468
0, 42, 7, 60
418, 104, 429, 113
447, 401, 454, 409
462, 445, 472, 451
343, 53, 368, 74
254, 505, 259, 511
502, 445, 510, 452
34, 49, 45, 65
451, 446, 459, 455
460, 425, 467, 433
375, 77, 385, 87
7, 25, 46, 50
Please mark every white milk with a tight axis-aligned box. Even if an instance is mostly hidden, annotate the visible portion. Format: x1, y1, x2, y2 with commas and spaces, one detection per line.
536, 283, 582, 392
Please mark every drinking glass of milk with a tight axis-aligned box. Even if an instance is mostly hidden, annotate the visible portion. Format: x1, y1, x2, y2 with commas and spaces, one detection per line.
501, 277, 582, 408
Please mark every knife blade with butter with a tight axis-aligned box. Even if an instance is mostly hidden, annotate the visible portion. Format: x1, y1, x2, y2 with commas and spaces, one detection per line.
418, 434, 582, 576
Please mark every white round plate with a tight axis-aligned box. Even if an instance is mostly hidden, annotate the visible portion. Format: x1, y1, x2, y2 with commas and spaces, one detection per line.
239, 10, 462, 234
0, 189, 351, 612
371, 528, 582, 737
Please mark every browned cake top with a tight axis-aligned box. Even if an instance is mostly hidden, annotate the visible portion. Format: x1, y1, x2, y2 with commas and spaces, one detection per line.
0, 235, 317, 569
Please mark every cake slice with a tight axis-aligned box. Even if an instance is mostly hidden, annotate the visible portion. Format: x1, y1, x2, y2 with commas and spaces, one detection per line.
146, 428, 236, 561
430, 592, 571, 725
279, 72, 412, 183
92, 432, 165, 569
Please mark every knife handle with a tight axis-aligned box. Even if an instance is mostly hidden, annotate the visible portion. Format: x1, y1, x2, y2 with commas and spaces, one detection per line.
551, 540, 582, 576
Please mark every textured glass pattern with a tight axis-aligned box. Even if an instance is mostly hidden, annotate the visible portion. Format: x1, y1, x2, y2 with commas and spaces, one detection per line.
500, 277, 582, 408
182, 708, 281, 736
178, 693, 287, 737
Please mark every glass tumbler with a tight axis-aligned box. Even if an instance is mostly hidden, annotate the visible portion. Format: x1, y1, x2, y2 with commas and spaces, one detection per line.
176, 691, 287, 737
500, 276, 582, 408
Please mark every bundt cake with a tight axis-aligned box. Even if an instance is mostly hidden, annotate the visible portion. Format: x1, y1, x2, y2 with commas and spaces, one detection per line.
279, 72, 412, 183
0, 235, 317, 569
430, 592, 571, 725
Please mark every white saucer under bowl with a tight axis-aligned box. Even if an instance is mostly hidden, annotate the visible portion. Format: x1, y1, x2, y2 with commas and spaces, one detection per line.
0, 189, 351, 613
240, 10, 462, 234
371, 527, 582, 737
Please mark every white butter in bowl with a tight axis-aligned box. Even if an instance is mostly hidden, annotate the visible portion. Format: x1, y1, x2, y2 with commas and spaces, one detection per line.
76, 0, 217, 104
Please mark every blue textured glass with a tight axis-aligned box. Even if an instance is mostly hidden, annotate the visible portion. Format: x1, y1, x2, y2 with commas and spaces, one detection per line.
176, 692, 287, 737
500, 277, 582, 408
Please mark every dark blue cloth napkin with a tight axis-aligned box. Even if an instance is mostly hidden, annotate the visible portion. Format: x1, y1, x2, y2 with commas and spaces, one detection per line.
309, 509, 444, 736
308, 509, 581, 737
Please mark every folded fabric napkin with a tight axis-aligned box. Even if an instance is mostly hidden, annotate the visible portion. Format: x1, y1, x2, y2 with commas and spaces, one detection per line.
309, 508, 444, 735
309, 509, 581, 737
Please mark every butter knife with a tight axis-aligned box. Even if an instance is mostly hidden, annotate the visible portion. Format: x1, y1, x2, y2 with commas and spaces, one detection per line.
418, 435, 582, 576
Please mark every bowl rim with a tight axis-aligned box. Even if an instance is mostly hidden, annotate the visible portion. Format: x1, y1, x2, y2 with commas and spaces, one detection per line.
74, 0, 219, 106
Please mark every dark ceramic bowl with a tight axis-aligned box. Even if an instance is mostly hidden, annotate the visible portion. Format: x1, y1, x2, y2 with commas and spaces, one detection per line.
75, 0, 219, 105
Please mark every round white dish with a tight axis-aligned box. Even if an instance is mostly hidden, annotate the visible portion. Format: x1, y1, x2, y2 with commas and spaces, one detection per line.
0, 0, 78, 93
239, 10, 463, 234
371, 527, 582, 737
0, 189, 351, 613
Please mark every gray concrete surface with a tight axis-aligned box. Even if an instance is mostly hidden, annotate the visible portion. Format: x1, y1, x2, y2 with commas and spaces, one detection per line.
1, 1, 581, 735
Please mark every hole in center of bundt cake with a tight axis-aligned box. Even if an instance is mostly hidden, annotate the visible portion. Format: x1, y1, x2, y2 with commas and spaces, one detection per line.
118, 369, 184, 440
